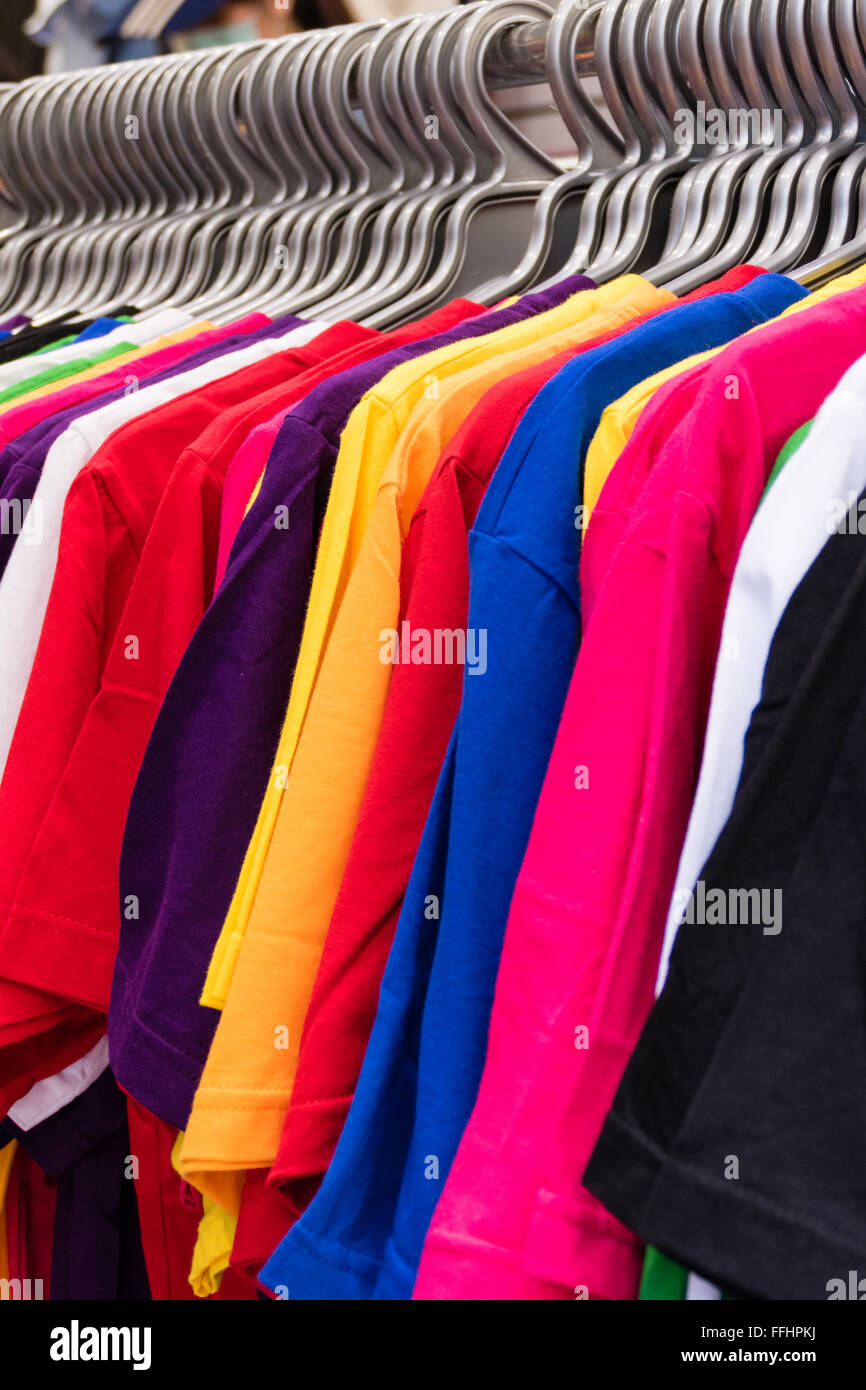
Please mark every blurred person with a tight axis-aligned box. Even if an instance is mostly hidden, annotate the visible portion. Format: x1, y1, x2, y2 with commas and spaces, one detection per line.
0, 1, 45, 80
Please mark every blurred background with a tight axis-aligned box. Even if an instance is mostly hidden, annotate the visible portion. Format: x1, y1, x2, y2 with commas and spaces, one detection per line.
0, 0, 467, 77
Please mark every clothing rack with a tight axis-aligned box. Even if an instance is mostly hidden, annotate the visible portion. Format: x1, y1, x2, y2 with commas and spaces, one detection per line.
3, 0, 865, 325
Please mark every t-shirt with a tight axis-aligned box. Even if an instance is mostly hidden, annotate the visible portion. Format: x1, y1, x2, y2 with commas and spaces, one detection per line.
0, 309, 193, 391
8, 1034, 109, 1131
0, 326, 315, 1069
0, 323, 323, 811
585, 486, 866, 1299
211, 305, 528, 587
0, 342, 149, 408
0, 315, 129, 366
250, 275, 765, 1287
113, 299, 495, 1295
0, 1013, 109, 1119
122, 1092, 256, 1303
258, 275, 805, 1301
0, 1069, 151, 1300
0, 316, 267, 449
4, 1142, 55, 1298
411, 276, 866, 1304
6, 314, 305, 417
640, 417, 814, 1306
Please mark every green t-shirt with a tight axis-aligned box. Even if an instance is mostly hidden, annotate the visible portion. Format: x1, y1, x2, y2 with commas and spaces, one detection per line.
0, 340, 138, 407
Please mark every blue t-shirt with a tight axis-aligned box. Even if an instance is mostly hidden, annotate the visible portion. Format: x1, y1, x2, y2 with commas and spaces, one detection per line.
73, 316, 129, 343
260, 274, 807, 1301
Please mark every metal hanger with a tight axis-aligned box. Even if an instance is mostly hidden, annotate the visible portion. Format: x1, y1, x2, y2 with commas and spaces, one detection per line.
583, 0, 672, 277
262, 18, 416, 317
324, 4, 483, 324
20, 51, 207, 317
632, 0, 765, 286
236, 21, 389, 320
661, 0, 805, 292
174, 36, 319, 318
754, 0, 858, 270
799, 0, 866, 264
116, 40, 276, 313
470, 0, 625, 303
0, 70, 95, 311
0, 66, 116, 314
202, 28, 360, 321
39, 52, 209, 316
638, 0, 734, 274
0, 84, 33, 246
583, 0, 696, 281
298, 13, 441, 318
185, 31, 340, 319
366, 0, 561, 328
320, 8, 482, 319
531, 0, 662, 290
794, 0, 866, 281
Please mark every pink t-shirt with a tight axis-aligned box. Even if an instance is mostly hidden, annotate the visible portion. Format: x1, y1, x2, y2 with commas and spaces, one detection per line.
215, 416, 286, 589
413, 282, 866, 1301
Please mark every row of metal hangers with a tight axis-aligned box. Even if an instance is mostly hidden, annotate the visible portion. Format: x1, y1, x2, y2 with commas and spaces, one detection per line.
0, 0, 864, 328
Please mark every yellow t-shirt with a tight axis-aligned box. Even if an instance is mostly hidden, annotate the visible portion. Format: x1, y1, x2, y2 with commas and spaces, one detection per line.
168, 1133, 234, 1298
200, 275, 671, 1018
181, 276, 674, 1223
583, 266, 866, 521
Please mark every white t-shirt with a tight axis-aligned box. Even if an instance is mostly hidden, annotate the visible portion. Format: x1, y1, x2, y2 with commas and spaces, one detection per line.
659, 352, 866, 995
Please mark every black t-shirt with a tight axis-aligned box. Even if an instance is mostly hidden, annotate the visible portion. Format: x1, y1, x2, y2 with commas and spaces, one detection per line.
0, 315, 93, 363
584, 494, 866, 1300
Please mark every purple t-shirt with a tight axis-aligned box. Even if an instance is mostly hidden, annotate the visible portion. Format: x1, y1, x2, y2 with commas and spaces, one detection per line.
109, 277, 595, 1130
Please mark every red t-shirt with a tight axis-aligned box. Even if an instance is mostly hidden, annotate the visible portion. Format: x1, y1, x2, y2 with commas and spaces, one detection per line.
0, 324, 364, 1029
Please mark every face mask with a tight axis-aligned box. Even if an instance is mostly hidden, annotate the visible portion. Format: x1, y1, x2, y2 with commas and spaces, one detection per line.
169, 22, 262, 51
